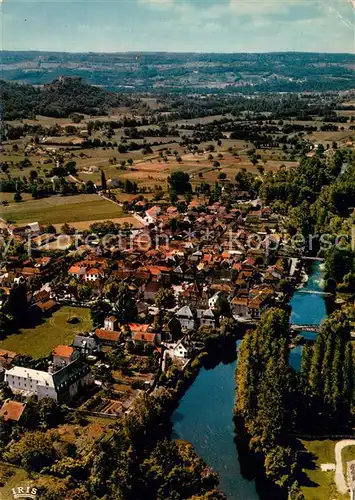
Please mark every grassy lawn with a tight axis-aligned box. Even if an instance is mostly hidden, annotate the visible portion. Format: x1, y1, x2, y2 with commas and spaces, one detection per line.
300, 440, 348, 500
0, 464, 30, 499
342, 445, 355, 478
1, 193, 124, 225
0, 306, 92, 358
52, 215, 143, 232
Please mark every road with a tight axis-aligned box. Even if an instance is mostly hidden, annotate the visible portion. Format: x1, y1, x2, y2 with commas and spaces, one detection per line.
334, 439, 355, 494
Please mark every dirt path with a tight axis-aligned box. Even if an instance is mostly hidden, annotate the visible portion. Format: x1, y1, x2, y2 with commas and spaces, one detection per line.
334, 439, 355, 494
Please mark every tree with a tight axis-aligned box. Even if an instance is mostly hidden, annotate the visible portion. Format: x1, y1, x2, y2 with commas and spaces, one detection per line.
218, 172, 226, 180
215, 294, 231, 317
155, 288, 175, 310
4, 282, 28, 321
113, 283, 137, 324
85, 180, 96, 194
61, 223, 75, 235
29, 169, 38, 181
77, 284, 93, 301
169, 191, 178, 203
4, 431, 55, 472
168, 171, 192, 195
14, 192, 22, 202
91, 300, 111, 327
264, 445, 297, 488
235, 169, 253, 191
101, 169, 107, 193
65, 160, 77, 176
31, 185, 39, 199
44, 224, 56, 234
38, 398, 64, 429
235, 308, 292, 453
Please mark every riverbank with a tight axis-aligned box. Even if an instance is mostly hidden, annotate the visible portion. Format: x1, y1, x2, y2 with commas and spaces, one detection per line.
170, 262, 330, 500
172, 355, 258, 499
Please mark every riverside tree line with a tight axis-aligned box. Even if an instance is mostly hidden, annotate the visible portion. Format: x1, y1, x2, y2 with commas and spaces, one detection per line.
235, 308, 354, 498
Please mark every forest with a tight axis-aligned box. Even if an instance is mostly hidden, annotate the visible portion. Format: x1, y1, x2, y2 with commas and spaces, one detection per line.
1, 76, 347, 121
0, 77, 134, 120
1, 51, 354, 92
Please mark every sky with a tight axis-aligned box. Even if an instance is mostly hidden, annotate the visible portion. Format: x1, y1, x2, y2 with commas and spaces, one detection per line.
1, 0, 355, 53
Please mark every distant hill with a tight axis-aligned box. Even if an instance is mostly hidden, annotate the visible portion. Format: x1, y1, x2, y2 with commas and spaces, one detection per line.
1, 51, 355, 94
0, 76, 132, 120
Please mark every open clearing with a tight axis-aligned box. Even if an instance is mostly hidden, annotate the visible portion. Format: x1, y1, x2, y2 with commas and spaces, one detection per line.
300, 440, 348, 500
0, 193, 124, 225
53, 216, 144, 231
0, 306, 92, 358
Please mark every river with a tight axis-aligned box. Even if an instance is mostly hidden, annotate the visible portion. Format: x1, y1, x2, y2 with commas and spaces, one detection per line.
171, 262, 328, 499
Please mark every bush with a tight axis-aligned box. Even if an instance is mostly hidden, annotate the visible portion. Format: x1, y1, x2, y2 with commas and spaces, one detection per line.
67, 316, 80, 324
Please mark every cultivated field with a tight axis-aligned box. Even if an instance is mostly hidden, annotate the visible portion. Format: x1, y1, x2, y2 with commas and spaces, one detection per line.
2, 111, 353, 228
53, 216, 144, 232
0, 193, 124, 225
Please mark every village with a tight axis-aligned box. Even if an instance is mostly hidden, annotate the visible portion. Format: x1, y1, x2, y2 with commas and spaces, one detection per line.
1, 63, 355, 497
0, 186, 302, 424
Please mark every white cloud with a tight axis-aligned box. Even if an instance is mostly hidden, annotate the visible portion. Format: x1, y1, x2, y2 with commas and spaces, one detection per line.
228, 0, 300, 15
140, 0, 323, 21
140, 0, 174, 7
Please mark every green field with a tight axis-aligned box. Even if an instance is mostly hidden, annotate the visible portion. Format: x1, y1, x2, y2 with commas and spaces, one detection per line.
342, 445, 355, 478
0, 193, 124, 225
0, 306, 92, 358
300, 440, 348, 500
0, 464, 29, 500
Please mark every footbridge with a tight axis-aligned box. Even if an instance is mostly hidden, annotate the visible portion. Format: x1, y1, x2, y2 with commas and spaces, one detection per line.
291, 324, 321, 333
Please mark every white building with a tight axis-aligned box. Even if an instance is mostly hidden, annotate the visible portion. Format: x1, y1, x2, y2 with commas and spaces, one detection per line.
104, 316, 118, 331
196, 308, 215, 327
52, 345, 80, 371
208, 292, 220, 309
144, 206, 161, 225
166, 341, 192, 359
5, 367, 57, 400
84, 268, 103, 282
68, 265, 87, 279
5, 359, 93, 402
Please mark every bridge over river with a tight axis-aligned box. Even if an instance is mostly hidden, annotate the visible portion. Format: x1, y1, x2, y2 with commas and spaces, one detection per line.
297, 290, 332, 296
291, 324, 321, 333
291, 324, 355, 339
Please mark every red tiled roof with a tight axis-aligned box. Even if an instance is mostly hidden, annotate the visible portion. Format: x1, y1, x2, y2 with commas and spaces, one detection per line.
243, 258, 256, 266
146, 206, 161, 217
86, 268, 103, 276
52, 345, 75, 358
22, 267, 41, 275
95, 329, 121, 342
147, 266, 170, 276
68, 265, 85, 274
0, 349, 18, 360
131, 332, 158, 343
36, 299, 58, 312
0, 401, 26, 422
127, 323, 150, 333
